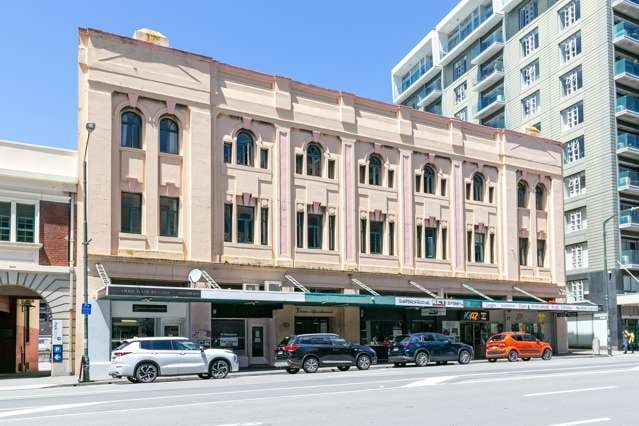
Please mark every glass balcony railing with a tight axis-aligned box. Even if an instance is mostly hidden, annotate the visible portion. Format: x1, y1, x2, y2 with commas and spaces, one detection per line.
478, 87, 505, 111
621, 250, 639, 265
400, 59, 434, 94
479, 31, 504, 52
619, 169, 639, 186
445, 5, 494, 53
614, 21, 639, 41
413, 80, 442, 106
478, 59, 504, 82
482, 114, 506, 129
617, 95, 639, 113
618, 132, 639, 150
620, 209, 639, 226
616, 58, 639, 78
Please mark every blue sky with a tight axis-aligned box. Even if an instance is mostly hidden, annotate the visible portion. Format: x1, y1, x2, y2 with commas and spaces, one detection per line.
0, 1, 457, 150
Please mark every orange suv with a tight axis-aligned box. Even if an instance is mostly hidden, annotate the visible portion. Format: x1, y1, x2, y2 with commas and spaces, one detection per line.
485, 332, 552, 362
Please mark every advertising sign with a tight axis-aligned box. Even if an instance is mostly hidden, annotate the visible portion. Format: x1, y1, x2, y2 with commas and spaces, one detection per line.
421, 308, 446, 317
52, 320, 63, 346
463, 310, 489, 321
396, 297, 464, 309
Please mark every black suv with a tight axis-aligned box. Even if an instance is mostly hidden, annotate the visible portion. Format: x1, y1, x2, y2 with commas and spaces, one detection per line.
274, 333, 377, 374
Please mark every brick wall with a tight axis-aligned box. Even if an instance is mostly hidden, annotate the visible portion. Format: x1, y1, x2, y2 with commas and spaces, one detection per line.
39, 201, 70, 266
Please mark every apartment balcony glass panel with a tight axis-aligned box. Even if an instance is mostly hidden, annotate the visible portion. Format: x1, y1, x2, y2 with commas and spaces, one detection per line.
616, 95, 639, 124
475, 86, 505, 119
481, 113, 506, 129
619, 169, 639, 195
614, 21, 639, 51
415, 80, 443, 108
620, 208, 639, 231
615, 59, 639, 89
474, 59, 504, 92
472, 31, 504, 65
621, 250, 639, 268
617, 132, 639, 160
446, 4, 494, 52
612, 0, 639, 21
400, 59, 434, 94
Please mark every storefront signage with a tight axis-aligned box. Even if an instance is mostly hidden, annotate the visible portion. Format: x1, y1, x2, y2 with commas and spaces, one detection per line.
463, 310, 489, 321
421, 308, 446, 317
295, 307, 335, 315
395, 297, 464, 309
481, 301, 599, 313
52, 320, 63, 345
109, 286, 201, 299
132, 304, 168, 313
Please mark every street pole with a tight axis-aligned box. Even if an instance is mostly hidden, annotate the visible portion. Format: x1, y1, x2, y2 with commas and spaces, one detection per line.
603, 214, 614, 356
81, 122, 95, 382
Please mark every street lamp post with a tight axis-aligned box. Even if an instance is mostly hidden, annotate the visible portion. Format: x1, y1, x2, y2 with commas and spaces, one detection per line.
602, 214, 614, 356
81, 122, 96, 382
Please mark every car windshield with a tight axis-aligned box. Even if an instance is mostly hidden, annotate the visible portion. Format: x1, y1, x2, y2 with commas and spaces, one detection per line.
488, 335, 505, 342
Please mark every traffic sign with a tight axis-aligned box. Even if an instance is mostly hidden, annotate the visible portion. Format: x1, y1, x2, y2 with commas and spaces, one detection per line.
52, 345, 63, 363
81, 303, 92, 315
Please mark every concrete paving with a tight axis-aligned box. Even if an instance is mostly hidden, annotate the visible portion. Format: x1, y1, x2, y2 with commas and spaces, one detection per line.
0, 354, 637, 425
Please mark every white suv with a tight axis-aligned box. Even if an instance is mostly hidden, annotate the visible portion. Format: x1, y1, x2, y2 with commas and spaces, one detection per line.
109, 337, 239, 383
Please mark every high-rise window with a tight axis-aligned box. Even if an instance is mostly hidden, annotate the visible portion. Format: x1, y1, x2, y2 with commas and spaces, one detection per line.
519, 238, 529, 266
121, 111, 142, 149
565, 208, 586, 233
521, 60, 540, 89
475, 232, 485, 263
260, 207, 268, 245
297, 212, 304, 249
388, 170, 394, 189
296, 154, 304, 174
467, 231, 472, 262
159, 117, 179, 154
517, 181, 529, 208
559, 0, 580, 30
440, 179, 447, 197
329, 215, 336, 251
453, 57, 467, 81
561, 102, 584, 131
522, 91, 540, 119
560, 32, 582, 64
370, 221, 384, 255
260, 148, 269, 169
560, 67, 583, 97
389, 222, 395, 256
237, 206, 254, 244
328, 160, 336, 179
442, 228, 447, 260
473, 173, 484, 202
567, 280, 585, 303
423, 166, 435, 194
489, 233, 495, 264
121, 192, 142, 234
535, 185, 545, 210
236, 131, 254, 166
360, 219, 367, 254
565, 172, 586, 197
306, 144, 322, 177
454, 108, 468, 121
537, 239, 546, 267
519, 1, 538, 29
416, 225, 423, 258
223, 143, 232, 164
224, 204, 233, 242
0, 202, 9, 241
563, 136, 584, 164
426, 227, 437, 259
16, 204, 35, 243
454, 82, 467, 105
159, 197, 179, 237
520, 28, 539, 57
415, 174, 422, 192
566, 243, 587, 270
307, 210, 323, 249
368, 155, 382, 186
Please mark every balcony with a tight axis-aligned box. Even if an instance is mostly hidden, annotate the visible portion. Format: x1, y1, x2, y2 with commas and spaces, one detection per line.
395, 64, 441, 105
614, 21, 639, 51
615, 59, 639, 90
620, 209, 639, 232
474, 59, 504, 92
481, 114, 506, 129
474, 87, 505, 119
618, 132, 639, 160
621, 250, 639, 269
471, 31, 504, 66
619, 169, 639, 195
415, 81, 443, 109
613, 0, 639, 21
616, 95, 639, 124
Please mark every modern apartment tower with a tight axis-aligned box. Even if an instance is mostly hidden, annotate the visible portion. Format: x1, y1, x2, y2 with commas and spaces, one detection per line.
391, 0, 639, 347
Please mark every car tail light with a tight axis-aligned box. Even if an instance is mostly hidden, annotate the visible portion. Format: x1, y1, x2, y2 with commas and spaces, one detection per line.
283, 345, 299, 352
113, 351, 130, 358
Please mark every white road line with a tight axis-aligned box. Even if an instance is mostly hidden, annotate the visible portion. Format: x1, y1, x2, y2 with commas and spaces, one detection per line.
0, 385, 55, 392
547, 418, 611, 426
401, 376, 457, 388
524, 386, 617, 397
454, 367, 634, 385
216, 423, 263, 426
0, 402, 102, 419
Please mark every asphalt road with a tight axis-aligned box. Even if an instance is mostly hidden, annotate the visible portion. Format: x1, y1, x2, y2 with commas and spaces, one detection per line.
1, 355, 638, 426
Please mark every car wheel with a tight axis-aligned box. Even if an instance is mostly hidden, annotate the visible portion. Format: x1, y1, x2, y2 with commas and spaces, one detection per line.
286, 367, 300, 374
488, 358, 497, 363
415, 351, 429, 367
507, 350, 518, 362
135, 362, 158, 383
458, 350, 471, 365
198, 373, 211, 379
356, 354, 372, 371
542, 349, 552, 361
522, 357, 531, 361
303, 356, 320, 373
209, 359, 231, 379
126, 376, 139, 383
337, 365, 351, 372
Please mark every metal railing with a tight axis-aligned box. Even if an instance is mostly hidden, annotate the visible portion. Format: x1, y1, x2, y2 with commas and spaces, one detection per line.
478, 87, 505, 111
400, 59, 434, 94
615, 58, 639, 78
478, 59, 504, 82
617, 95, 639, 113
619, 168, 639, 186
621, 249, 639, 265
618, 132, 639, 150
614, 21, 639, 40
445, 5, 494, 52
620, 208, 639, 226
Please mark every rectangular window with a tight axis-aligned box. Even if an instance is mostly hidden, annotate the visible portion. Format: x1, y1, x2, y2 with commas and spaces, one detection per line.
370, 221, 383, 255
260, 148, 269, 169
416, 225, 423, 258
467, 231, 473, 262
223, 143, 232, 164
561, 102, 584, 131
521, 60, 540, 89
440, 179, 447, 197
560, 32, 582, 64
489, 233, 495, 264
329, 215, 336, 251
565, 172, 586, 197
359, 165, 366, 184
519, 238, 529, 266
360, 219, 367, 254
441, 228, 447, 260
224, 204, 233, 242
453, 57, 467, 81
328, 160, 336, 179
475, 232, 485, 263
389, 222, 395, 256
297, 212, 304, 249
559, 0, 580, 30
425, 227, 437, 259
566, 208, 586, 233
563, 136, 585, 164
0, 202, 10, 241
522, 91, 540, 119
295, 154, 303, 174
519, 1, 538, 29
566, 243, 587, 270
159, 197, 179, 237
307, 211, 323, 249
454, 108, 468, 121
121, 193, 142, 234
489, 187, 494, 204
16, 204, 35, 243
454, 82, 467, 105
520, 28, 539, 57
567, 280, 585, 303
415, 175, 422, 192
260, 207, 268, 245
388, 170, 394, 188
237, 206, 254, 244
466, 183, 472, 200
537, 239, 546, 267
560, 67, 583, 97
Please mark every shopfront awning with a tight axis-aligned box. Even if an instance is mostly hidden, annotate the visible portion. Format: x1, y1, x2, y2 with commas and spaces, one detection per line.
617, 293, 639, 306
96, 284, 601, 313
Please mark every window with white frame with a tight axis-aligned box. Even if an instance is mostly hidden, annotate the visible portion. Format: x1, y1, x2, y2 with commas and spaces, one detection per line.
560, 32, 582, 64
560, 67, 583, 97
561, 102, 584, 131
454, 108, 468, 121
521, 60, 540, 89
559, 0, 580, 30
0, 201, 37, 244
520, 1, 538, 29
453, 57, 467, 81
565, 171, 586, 197
565, 207, 586, 233
454, 82, 467, 104
566, 243, 588, 271
563, 136, 585, 164
521, 28, 539, 58
522, 91, 540, 119
567, 279, 586, 303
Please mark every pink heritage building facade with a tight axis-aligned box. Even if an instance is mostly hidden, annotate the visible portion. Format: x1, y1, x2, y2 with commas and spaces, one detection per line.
77, 29, 568, 377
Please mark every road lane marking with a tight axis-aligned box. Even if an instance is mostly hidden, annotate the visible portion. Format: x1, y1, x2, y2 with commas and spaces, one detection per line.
547, 418, 611, 426
524, 386, 617, 397
0, 402, 102, 419
401, 376, 457, 388
454, 367, 634, 385
216, 423, 263, 426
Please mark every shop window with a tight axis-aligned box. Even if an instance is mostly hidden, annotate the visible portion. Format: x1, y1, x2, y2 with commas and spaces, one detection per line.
295, 154, 304, 174
475, 232, 485, 263
426, 227, 437, 259
121, 111, 142, 149
112, 317, 154, 349
537, 239, 546, 267
306, 143, 322, 177
389, 222, 395, 256
237, 205, 254, 244
329, 215, 336, 251
159, 117, 179, 154
224, 204, 233, 242
519, 237, 529, 266
328, 160, 336, 179
307, 210, 323, 249
360, 219, 367, 254
159, 196, 179, 237
260, 148, 269, 169
368, 155, 382, 186
416, 225, 423, 258
223, 143, 232, 164
212, 319, 246, 354
16, 204, 35, 243
260, 207, 268, 245
370, 221, 383, 255
0, 202, 9, 241
236, 131, 254, 166
121, 192, 142, 234
442, 228, 447, 260
296, 212, 304, 248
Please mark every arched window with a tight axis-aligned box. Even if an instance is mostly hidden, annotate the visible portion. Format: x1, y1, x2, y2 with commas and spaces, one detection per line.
121, 111, 142, 149
535, 184, 545, 210
368, 155, 382, 186
236, 130, 254, 166
159, 117, 179, 154
473, 173, 484, 202
517, 181, 528, 208
306, 144, 322, 177
423, 166, 436, 194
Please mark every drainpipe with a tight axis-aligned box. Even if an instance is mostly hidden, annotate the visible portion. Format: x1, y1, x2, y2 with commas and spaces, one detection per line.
68, 191, 76, 373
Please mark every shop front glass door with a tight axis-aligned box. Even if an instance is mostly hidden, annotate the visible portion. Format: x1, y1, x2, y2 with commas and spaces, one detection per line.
250, 326, 265, 359
461, 323, 490, 358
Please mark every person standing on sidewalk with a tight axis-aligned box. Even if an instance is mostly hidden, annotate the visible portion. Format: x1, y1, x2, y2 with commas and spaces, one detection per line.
623, 329, 631, 354
630, 331, 636, 354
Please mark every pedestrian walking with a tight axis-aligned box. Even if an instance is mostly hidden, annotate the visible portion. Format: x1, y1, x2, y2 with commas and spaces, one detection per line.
623, 329, 631, 354
630, 331, 636, 354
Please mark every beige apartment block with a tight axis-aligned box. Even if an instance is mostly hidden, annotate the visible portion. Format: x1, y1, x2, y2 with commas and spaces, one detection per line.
77, 28, 574, 378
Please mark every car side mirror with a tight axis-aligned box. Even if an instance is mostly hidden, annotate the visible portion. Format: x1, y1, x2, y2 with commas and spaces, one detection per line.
199, 345, 205, 352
